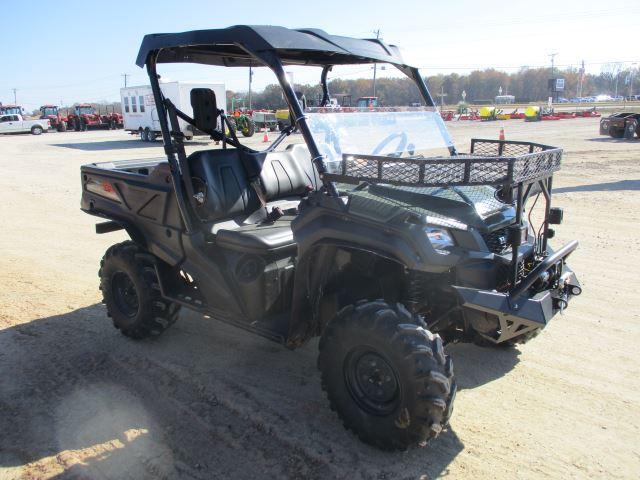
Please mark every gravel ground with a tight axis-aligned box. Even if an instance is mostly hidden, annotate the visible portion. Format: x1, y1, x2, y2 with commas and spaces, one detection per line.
0, 118, 639, 479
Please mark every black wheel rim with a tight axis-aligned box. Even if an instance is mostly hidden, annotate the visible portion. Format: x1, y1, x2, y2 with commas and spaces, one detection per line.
345, 347, 400, 416
112, 271, 139, 318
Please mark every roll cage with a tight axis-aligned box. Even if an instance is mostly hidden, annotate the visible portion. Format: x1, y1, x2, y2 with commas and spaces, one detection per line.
137, 26, 442, 226
137, 26, 564, 293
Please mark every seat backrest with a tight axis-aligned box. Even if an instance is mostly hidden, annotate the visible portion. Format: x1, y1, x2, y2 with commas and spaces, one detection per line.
187, 144, 321, 222
188, 149, 259, 222
260, 144, 321, 200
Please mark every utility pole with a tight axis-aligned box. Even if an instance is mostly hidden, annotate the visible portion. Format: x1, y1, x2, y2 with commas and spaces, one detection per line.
548, 52, 558, 101
121, 74, 130, 88
372, 29, 381, 98
439, 85, 447, 111
548, 52, 558, 77
578, 60, 585, 99
12, 88, 17, 105
248, 66, 253, 110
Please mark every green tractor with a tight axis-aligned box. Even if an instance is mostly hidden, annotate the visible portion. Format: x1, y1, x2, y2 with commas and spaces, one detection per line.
227, 98, 256, 137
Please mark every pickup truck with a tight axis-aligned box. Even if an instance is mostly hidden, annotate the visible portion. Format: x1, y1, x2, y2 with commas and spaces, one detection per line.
0, 114, 50, 135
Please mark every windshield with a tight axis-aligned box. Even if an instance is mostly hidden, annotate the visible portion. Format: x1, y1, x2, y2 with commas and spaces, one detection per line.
77, 107, 94, 115
305, 108, 455, 173
2, 107, 21, 115
42, 107, 57, 116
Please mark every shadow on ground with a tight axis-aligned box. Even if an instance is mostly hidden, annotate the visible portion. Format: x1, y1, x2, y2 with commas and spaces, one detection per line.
52, 140, 209, 151
586, 137, 639, 143
554, 179, 640, 194
0, 305, 522, 479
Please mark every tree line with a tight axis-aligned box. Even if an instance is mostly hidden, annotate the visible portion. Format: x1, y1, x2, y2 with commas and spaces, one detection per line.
229, 65, 639, 109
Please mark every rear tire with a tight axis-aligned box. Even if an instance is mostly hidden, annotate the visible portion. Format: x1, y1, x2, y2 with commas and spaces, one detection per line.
31, 125, 43, 135
99, 241, 180, 339
139, 129, 148, 141
318, 300, 456, 451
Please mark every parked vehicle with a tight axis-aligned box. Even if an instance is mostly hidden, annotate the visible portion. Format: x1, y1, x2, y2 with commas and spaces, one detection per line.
0, 104, 27, 116
600, 112, 640, 139
67, 104, 123, 131
39, 105, 67, 132
0, 114, 49, 135
80, 25, 581, 452
356, 96, 378, 108
228, 110, 256, 137
251, 110, 278, 131
121, 82, 226, 141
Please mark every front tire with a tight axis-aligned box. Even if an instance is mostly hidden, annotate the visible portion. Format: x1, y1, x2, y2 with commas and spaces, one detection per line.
99, 241, 180, 339
241, 117, 256, 137
318, 300, 456, 451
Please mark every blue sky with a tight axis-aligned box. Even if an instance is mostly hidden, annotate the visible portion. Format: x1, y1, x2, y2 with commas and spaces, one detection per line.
1, 0, 638, 109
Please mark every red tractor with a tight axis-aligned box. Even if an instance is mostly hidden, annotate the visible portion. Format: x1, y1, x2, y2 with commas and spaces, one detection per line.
39, 105, 68, 132
67, 104, 123, 131
0, 104, 26, 116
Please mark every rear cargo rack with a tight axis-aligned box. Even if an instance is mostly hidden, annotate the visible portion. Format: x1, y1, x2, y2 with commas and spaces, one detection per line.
323, 139, 562, 188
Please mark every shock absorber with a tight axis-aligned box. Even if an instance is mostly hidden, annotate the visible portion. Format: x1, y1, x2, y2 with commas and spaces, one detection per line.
405, 270, 429, 313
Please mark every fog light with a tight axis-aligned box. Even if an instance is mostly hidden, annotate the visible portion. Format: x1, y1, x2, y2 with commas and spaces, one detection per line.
571, 286, 582, 296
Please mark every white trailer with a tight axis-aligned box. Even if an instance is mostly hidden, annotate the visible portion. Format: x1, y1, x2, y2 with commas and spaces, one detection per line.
120, 82, 226, 141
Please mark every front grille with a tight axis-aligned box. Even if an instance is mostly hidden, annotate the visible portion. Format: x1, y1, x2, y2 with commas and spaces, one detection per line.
482, 228, 510, 255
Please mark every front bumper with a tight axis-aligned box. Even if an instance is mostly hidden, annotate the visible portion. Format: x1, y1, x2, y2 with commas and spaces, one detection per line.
454, 241, 581, 344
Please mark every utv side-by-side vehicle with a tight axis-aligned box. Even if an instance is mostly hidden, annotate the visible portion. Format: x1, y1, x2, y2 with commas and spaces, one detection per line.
80, 26, 581, 451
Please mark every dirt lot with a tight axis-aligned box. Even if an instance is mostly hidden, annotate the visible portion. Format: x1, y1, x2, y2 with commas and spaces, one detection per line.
0, 119, 639, 479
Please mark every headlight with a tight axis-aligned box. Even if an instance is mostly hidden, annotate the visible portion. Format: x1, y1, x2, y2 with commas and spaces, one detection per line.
425, 226, 455, 251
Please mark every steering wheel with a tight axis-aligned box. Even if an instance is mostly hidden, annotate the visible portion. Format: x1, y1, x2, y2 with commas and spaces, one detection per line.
372, 132, 408, 156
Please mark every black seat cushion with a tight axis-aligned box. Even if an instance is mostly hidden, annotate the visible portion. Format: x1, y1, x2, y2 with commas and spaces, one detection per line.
216, 219, 295, 253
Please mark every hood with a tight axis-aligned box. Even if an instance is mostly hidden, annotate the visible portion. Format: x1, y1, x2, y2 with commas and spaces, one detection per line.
348, 184, 515, 232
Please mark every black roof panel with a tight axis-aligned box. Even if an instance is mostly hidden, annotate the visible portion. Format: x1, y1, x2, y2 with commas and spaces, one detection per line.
135, 25, 408, 68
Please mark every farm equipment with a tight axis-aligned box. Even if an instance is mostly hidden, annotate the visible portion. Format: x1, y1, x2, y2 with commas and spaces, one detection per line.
252, 110, 278, 131
228, 111, 256, 137
440, 110, 456, 121
479, 106, 497, 121
600, 112, 640, 139
67, 104, 123, 131
39, 105, 68, 132
576, 108, 601, 118
356, 96, 378, 108
80, 25, 581, 452
0, 104, 26, 116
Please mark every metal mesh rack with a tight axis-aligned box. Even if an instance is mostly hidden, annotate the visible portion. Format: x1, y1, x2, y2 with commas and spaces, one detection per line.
324, 139, 562, 188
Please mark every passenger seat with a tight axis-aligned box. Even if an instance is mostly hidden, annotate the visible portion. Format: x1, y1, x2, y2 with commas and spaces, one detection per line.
188, 143, 319, 253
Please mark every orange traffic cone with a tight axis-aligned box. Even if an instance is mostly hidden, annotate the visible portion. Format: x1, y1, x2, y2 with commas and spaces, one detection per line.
499, 127, 505, 141
262, 128, 269, 143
